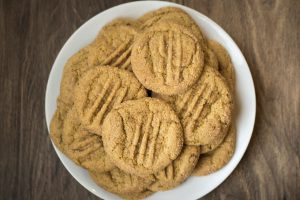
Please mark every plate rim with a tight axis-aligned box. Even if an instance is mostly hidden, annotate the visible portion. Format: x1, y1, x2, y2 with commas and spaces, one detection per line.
45, 1, 256, 199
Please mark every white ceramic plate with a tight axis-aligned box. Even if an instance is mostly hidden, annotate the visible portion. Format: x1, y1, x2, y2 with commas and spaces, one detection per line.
45, 1, 256, 199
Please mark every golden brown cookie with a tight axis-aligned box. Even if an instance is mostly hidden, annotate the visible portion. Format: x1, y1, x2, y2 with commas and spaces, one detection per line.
62, 108, 115, 173
192, 125, 236, 176
204, 48, 219, 70
208, 40, 235, 90
131, 21, 204, 95
155, 66, 233, 145
102, 98, 184, 177
200, 133, 226, 154
60, 46, 91, 106
138, 7, 205, 45
89, 168, 153, 195
201, 42, 235, 153
119, 190, 154, 200
148, 145, 200, 191
88, 19, 141, 71
74, 66, 147, 135
50, 99, 71, 152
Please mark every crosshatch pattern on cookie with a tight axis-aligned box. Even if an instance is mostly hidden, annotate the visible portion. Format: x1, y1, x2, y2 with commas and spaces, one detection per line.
74, 66, 147, 135
155, 66, 233, 145
88, 19, 141, 71
102, 98, 183, 177
62, 108, 115, 173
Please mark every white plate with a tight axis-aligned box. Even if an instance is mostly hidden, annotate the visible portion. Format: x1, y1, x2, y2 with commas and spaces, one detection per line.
45, 1, 256, 199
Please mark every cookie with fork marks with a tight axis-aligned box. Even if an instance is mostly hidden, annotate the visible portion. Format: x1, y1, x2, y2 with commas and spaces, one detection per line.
102, 98, 183, 177
74, 66, 147, 135
88, 19, 141, 71
131, 21, 204, 95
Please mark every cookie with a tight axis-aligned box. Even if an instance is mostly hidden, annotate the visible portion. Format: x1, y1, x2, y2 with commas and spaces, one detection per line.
138, 7, 205, 45
201, 42, 235, 152
119, 190, 154, 200
204, 48, 219, 70
154, 66, 233, 145
208, 40, 235, 90
200, 133, 227, 154
50, 99, 71, 152
192, 125, 236, 176
131, 21, 204, 95
74, 66, 147, 135
148, 145, 200, 191
88, 19, 141, 71
60, 46, 91, 106
89, 168, 153, 195
62, 107, 115, 173
102, 98, 183, 177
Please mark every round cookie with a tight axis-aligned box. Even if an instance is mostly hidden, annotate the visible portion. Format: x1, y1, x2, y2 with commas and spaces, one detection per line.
88, 19, 141, 71
154, 66, 233, 145
50, 99, 71, 152
131, 21, 204, 95
148, 145, 200, 191
89, 168, 153, 195
60, 46, 91, 106
119, 190, 154, 200
74, 66, 147, 135
138, 7, 205, 45
62, 108, 115, 173
208, 40, 235, 90
201, 43, 235, 153
192, 125, 236, 176
102, 98, 184, 177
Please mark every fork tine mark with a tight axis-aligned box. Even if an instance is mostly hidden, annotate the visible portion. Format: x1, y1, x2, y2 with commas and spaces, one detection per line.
173, 32, 181, 83
86, 77, 111, 122
102, 39, 131, 65
94, 80, 121, 125
166, 31, 173, 85
182, 83, 208, 119
175, 89, 193, 113
111, 45, 132, 68
129, 116, 143, 159
145, 117, 160, 167
137, 113, 153, 165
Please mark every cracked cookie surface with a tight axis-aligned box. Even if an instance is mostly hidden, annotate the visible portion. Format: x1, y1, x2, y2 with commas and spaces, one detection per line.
131, 21, 204, 95
74, 66, 147, 135
102, 98, 184, 177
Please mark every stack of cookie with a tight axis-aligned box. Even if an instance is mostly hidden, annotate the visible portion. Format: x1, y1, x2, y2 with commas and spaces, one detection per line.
50, 7, 236, 200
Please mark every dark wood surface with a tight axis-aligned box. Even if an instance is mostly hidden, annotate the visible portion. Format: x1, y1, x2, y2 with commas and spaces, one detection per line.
0, 0, 299, 199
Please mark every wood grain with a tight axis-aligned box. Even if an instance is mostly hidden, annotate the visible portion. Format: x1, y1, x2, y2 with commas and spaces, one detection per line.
0, 0, 299, 199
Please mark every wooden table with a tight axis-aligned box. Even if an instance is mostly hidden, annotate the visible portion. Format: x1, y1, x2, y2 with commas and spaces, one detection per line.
0, 0, 299, 199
